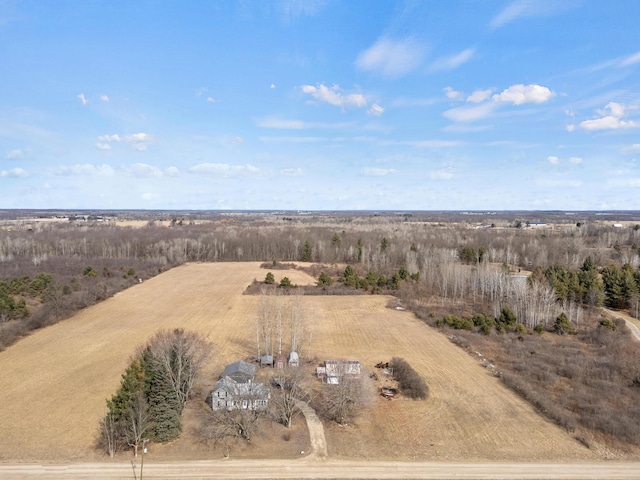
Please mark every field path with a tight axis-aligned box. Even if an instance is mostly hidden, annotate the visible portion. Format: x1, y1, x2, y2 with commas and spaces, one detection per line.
602, 307, 640, 341
0, 263, 604, 463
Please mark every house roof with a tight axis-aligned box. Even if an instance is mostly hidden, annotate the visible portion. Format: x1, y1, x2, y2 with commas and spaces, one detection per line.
222, 360, 256, 383
288, 352, 299, 362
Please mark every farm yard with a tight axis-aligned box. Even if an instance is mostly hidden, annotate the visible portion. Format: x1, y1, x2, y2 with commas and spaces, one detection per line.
0, 262, 602, 463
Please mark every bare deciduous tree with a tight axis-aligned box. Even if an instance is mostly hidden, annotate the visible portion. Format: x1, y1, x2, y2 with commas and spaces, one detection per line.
148, 328, 213, 408
122, 393, 152, 457
318, 375, 374, 425
270, 367, 308, 428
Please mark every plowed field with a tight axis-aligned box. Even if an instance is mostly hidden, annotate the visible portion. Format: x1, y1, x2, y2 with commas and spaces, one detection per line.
0, 263, 597, 462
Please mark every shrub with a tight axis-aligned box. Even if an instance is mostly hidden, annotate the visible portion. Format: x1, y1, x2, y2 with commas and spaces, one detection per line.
264, 272, 275, 284
599, 318, 617, 331
390, 357, 429, 399
317, 271, 333, 286
437, 315, 473, 330
554, 312, 574, 335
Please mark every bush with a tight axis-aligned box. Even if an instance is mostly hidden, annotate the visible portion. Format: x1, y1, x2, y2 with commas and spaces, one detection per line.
390, 357, 429, 399
264, 272, 275, 284
554, 312, 574, 335
436, 314, 473, 330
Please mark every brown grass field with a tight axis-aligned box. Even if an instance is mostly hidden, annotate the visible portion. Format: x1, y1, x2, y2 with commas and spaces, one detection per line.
0, 262, 607, 462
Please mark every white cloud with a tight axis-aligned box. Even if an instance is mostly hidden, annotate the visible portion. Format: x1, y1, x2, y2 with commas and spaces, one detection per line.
100, 95, 109, 102
206, 97, 216, 102
444, 87, 463, 100
467, 89, 493, 103
547, 156, 560, 164
539, 178, 583, 188
5, 148, 28, 160
77, 93, 87, 106
430, 48, 475, 71
256, 116, 353, 129
125, 133, 154, 142
566, 124, 576, 132
443, 102, 496, 122
123, 163, 162, 177
259, 136, 325, 143
490, 0, 574, 28
301, 84, 367, 108
165, 166, 180, 177
188, 163, 260, 177
0, 167, 28, 178
228, 136, 244, 145
569, 156, 583, 164
195, 87, 208, 97
54, 164, 115, 176
580, 117, 638, 131
281, 168, 304, 176
397, 140, 464, 148
97, 132, 155, 150
362, 167, 396, 177
270, 83, 276, 89
579, 102, 639, 131
355, 37, 426, 78
367, 104, 384, 116
429, 169, 454, 180
492, 84, 554, 105
622, 144, 640, 154
619, 51, 640, 67
98, 134, 121, 142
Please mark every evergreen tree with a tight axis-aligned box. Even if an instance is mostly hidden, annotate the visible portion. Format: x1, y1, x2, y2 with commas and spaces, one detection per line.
143, 349, 182, 442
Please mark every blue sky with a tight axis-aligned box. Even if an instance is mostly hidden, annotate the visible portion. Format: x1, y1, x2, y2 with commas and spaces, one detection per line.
1, 0, 640, 210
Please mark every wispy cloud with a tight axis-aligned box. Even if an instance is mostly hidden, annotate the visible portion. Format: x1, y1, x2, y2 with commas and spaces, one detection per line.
281, 168, 304, 176
77, 93, 87, 106
429, 169, 454, 180
100, 95, 109, 102
622, 144, 640, 154
123, 163, 162, 177
0, 167, 28, 178
467, 89, 493, 103
53, 164, 115, 176
95, 143, 111, 151
188, 163, 261, 177
547, 156, 560, 165
367, 104, 384, 116
362, 167, 396, 177
444, 102, 497, 122
301, 84, 367, 108
444, 87, 463, 100
355, 37, 426, 78
490, 0, 577, 29
5, 148, 29, 160
256, 116, 353, 129
165, 166, 180, 177
429, 48, 475, 72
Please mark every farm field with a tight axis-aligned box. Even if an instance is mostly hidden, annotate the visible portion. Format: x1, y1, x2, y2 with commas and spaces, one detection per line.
0, 262, 602, 462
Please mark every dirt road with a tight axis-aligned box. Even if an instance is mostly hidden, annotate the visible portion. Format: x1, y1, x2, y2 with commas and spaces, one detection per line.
602, 307, 640, 341
0, 459, 639, 479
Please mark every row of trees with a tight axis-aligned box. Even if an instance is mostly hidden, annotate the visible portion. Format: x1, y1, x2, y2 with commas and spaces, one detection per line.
100, 329, 212, 457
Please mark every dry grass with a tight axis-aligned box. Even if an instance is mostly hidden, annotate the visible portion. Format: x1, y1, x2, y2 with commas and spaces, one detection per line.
0, 263, 604, 462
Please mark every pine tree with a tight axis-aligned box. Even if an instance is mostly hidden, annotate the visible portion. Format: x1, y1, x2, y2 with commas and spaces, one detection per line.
143, 349, 182, 442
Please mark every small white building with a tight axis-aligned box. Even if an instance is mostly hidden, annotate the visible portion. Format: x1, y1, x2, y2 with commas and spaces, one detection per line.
316, 359, 361, 384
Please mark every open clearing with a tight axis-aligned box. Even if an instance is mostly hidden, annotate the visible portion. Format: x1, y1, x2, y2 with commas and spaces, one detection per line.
0, 262, 606, 463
